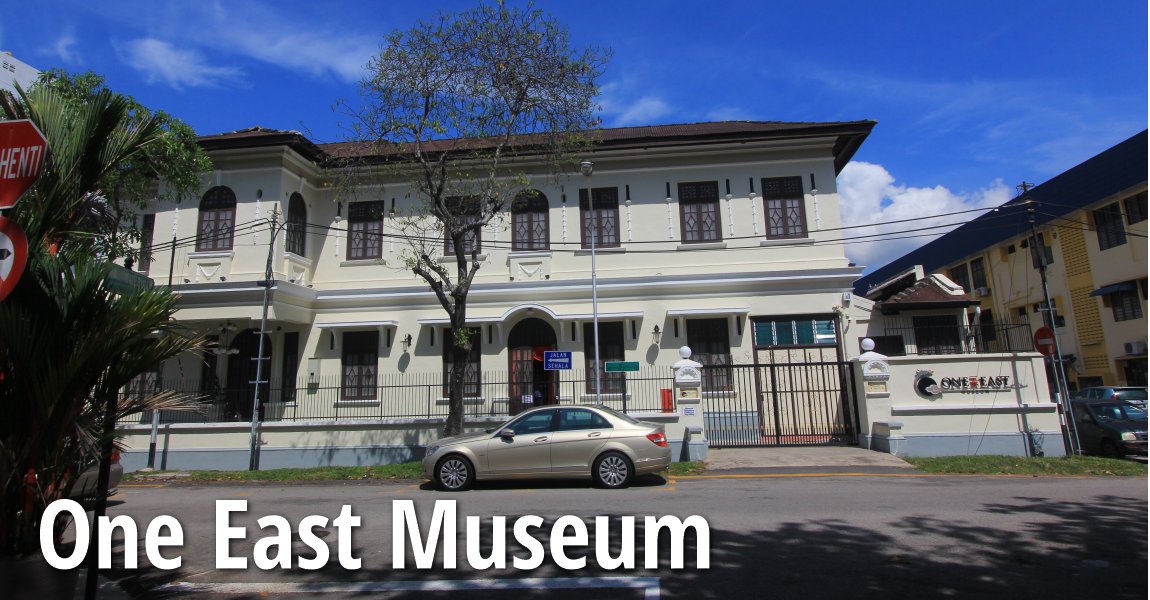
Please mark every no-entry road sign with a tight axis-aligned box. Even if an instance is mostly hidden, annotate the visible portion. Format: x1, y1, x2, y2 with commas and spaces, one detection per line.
1032, 326, 1057, 357
0, 215, 28, 302
0, 119, 47, 209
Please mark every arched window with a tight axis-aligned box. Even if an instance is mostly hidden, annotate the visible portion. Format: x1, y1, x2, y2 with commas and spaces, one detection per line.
286, 193, 307, 256
512, 190, 549, 251
196, 186, 237, 251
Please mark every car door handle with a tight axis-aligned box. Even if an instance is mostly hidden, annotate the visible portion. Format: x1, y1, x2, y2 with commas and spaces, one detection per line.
587, 432, 602, 438
534, 436, 548, 442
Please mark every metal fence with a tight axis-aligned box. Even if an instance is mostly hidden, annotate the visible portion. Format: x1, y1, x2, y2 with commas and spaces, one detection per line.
872, 318, 1034, 356
117, 366, 678, 426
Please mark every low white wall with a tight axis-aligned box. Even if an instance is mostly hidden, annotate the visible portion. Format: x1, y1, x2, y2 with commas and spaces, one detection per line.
855, 352, 1067, 457
118, 410, 689, 472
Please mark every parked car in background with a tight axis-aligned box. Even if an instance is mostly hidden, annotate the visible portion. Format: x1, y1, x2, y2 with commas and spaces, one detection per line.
1070, 400, 1148, 457
422, 405, 672, 491
69, 451, 123, 500
1072, 387, 1147, 409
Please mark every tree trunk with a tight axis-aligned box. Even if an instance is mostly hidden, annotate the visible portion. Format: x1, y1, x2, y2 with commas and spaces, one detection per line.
443, 317, 470, 437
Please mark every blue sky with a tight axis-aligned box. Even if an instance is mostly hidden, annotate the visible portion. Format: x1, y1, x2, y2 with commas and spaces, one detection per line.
2, 1, 1146, 271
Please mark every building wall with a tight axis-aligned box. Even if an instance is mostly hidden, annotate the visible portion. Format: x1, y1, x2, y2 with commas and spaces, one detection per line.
933, 184, 1147, 390
141, 136, 862, 402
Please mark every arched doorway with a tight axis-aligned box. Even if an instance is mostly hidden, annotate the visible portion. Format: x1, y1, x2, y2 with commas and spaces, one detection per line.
225, 329, 271, 421
507, 318, 558, 415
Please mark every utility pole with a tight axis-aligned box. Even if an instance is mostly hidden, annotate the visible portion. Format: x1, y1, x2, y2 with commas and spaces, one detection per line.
1020, 182, 1081, 455
249, 209, 286, 470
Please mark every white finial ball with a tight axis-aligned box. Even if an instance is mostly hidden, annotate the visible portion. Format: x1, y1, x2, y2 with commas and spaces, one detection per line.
679, 346, 692, 359
860, 338, 875, 352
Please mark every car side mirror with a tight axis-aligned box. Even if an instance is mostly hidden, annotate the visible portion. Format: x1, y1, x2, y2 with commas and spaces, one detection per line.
499, 429, 516, 440
1081, 414, 1094, 424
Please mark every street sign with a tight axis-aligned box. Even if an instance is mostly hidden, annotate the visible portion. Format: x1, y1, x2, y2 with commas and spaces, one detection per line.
0, 215, 28, 302
105, 263, 155, 294
544, 350, 572, 371
604, 361, 640, 373
1032, 326, 1057, 357
0, 119, 48, 209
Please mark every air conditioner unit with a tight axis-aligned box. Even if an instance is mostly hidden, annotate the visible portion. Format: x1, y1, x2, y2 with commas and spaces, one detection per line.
975, 287, 990, 297
1124, 341, 1147, 355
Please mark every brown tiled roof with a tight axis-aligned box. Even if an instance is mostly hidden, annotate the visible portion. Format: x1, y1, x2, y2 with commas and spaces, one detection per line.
199, 120, 875, 173
876, 276, 978, 314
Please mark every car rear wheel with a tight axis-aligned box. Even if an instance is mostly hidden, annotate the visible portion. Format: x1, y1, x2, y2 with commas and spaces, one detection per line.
593, 451, 633, 489
435, 455, 475, 491
1100, 439, 1123, 459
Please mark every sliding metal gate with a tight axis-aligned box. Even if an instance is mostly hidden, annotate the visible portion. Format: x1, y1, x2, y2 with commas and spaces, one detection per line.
703, 359, 858, 447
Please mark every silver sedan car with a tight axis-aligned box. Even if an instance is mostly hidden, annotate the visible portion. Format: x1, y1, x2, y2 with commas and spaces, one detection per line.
422, 405, 672, 491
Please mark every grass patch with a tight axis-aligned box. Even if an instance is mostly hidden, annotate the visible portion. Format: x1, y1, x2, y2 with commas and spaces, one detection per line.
666, 461, 706, 476
904, 455, 1147, 477
125, 462, 424, 483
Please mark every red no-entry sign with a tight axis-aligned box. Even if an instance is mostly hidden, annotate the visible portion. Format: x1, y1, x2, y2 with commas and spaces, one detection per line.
0, 215, 28, 302
1032, 326, 1057, 357
0, 119, 47, 209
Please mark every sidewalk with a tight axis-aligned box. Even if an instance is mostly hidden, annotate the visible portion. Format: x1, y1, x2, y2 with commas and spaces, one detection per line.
703, 446, 915, 474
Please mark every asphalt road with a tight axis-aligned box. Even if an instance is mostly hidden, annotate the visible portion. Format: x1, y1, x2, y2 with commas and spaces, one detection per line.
64, 473, 1148, 600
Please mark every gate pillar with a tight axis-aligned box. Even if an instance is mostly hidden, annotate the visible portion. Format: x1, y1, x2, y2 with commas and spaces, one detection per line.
673, 346, 708, 461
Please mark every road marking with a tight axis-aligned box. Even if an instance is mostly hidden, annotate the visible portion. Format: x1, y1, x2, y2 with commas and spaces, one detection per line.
156, 576, 661, 598
119, 483, 167, 488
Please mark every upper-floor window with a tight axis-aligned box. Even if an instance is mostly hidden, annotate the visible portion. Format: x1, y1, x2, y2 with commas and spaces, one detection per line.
1124, 191, 1147, 225
348, 201, 384, 260
285, 193, 307, 257
511, 190, 549, 251
947, 264, 971, 292
579, 187, 620, 249
761, 176, 807, 239
679, 181, 722, 243
196, 186, 236, 252
445, 196, 482, 256
138, 213, 155, 274
1111, 289, 1143, 322
1094, 202, 1127, 250
970, 257, 988, 291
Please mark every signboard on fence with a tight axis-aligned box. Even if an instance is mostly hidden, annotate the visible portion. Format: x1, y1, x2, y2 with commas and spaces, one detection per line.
544, 351, 572, 370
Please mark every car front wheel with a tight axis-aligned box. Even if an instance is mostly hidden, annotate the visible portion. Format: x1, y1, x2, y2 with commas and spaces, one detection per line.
593, 451, 633, 489
1100, 439, 1123, 459
435, 455, 475, 491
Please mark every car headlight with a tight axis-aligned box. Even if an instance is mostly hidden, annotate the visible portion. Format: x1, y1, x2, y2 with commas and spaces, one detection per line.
425, 445, 440, 457
1121, 432, 1137, 442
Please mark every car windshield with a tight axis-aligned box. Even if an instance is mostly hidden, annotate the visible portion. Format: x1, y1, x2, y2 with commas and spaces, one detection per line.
1089, 402, 1148, 421
1115, 388, 1148, 400
593, 404, 640, 425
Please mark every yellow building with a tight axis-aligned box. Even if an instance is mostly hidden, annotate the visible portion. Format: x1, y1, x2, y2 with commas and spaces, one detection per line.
856, 131, 1147, 393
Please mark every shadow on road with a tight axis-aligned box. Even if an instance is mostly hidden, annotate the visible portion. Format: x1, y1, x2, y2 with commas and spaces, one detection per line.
106, 489, 1145, 599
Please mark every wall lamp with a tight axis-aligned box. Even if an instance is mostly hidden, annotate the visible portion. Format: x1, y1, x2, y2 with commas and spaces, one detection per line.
651, 324, 662, 345
402, 333, 413, 350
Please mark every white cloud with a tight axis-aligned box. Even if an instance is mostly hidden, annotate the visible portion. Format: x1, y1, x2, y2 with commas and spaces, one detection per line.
52, 33, 79, 65
837, 161, 1010, 271
121, 38, 242, 90
597, 80, 675, 126
705, 106, 755, 121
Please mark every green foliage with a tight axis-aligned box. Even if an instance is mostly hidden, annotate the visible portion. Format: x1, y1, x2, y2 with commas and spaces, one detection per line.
5, 69, 210, 263
0, 79, 205, 557
904, 455, 1148, 477
339, 1, 608, 436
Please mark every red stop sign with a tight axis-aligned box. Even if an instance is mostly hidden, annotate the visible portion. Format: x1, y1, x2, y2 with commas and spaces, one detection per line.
1032, 326, 1057, 357
0, 119, 48, 209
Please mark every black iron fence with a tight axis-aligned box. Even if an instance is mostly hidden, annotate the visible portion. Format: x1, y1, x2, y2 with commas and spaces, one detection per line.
117, 366, 678, 426
870, 318, 1033, 356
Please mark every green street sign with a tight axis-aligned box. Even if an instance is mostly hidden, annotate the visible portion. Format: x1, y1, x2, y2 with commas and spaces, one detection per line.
604, 361, 640, 373
105, 263, 155, 294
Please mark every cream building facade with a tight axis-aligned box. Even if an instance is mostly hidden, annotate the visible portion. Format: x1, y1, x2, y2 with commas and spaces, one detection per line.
136, 121, 874, 433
